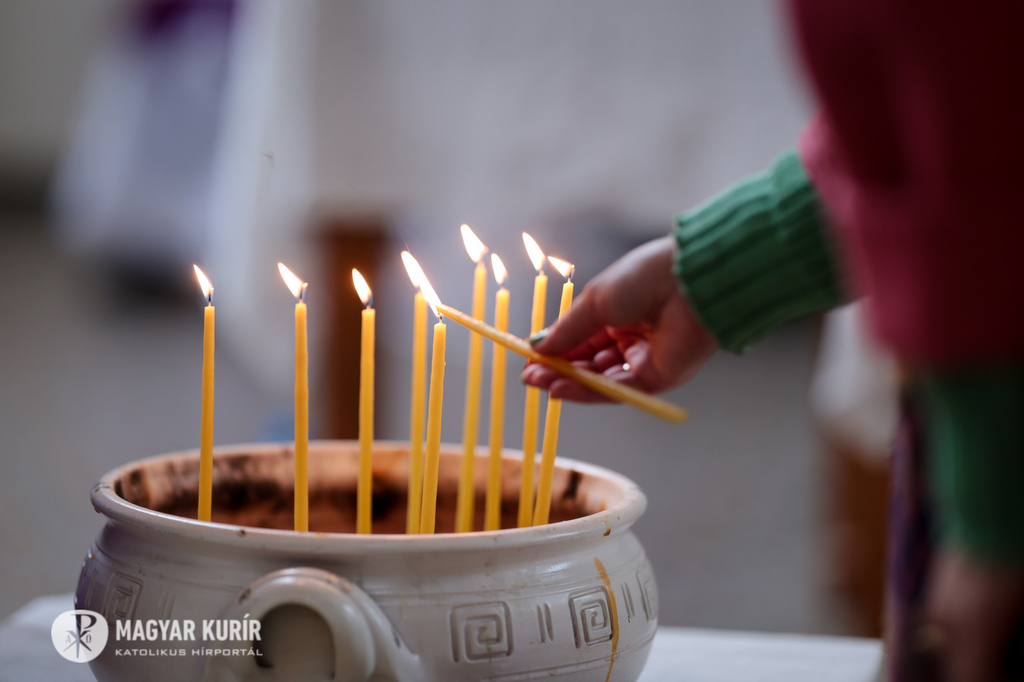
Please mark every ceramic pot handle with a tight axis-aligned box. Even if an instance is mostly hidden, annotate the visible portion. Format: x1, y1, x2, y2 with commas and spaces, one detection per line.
204, 567, 422, 682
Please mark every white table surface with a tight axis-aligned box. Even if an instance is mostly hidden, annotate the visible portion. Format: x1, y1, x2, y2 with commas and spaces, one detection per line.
0, 595, 882, 682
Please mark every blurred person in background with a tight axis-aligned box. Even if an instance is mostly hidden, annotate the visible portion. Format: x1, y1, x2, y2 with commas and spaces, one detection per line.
524, 2, 1024, 680
52, 0, 235, 287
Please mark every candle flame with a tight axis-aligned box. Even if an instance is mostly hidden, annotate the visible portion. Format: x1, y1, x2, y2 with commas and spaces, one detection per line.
490, 253, 507, 286
193, 264, 213, 303
418, 274, 443, 321
460, 224, 487, 263
522, 232, 545, 272
277, 262, 306, 300
402, 250, 442, 319
352, 268, 372, 307
548, 256, 574, 280
401, 250, 425, 288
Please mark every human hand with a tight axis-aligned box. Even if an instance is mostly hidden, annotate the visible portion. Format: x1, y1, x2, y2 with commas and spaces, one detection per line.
924, 549, 1024, 682
521, 236, 717, 402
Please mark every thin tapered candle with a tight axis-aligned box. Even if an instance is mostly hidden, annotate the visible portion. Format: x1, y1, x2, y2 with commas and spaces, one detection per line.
353, 269, 375, 534
518, 233, 547, 527
456, 224, 488, 532
279, 263, 309, 532
484, 254, 509, 531
421, 319, 447, 534
402, 251, 448, 534
194, 266, 215, 522
533, 257, 574, 525
407, 291, 427, 534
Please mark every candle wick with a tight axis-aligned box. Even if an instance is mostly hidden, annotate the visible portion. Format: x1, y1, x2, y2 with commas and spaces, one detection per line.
568, 266, 575, 282
207, 288, 214, 306
299, 282, 308, 302
366, 294, 374, 309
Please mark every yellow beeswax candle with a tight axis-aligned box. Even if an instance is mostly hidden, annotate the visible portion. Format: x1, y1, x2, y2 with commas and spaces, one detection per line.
533, 257, 574, 526
401, 251, 448, 534
278, 263, 309, 532
193, 266, 215, 523
407, 291, 427, 534
421, 319, 447, 534
484, 254, 509, 531
294, 300, 309, 531
456, 224, 488, 533
353, 269, 375, 534
518, 233, 547, 527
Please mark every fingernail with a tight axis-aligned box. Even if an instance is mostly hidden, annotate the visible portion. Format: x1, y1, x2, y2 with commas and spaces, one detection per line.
528, 329, 549, 346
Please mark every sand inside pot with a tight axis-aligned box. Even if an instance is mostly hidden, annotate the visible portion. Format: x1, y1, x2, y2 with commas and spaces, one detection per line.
110, 442, 609, 533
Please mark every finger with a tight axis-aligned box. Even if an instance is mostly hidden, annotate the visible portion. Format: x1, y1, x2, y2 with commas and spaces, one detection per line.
522, 361, 601, 388
521, 363, 559, 389
593, 347, 624, 372
619, 341, 667, 395
547, 363, 654, 403
548, 377, 614, 403
523, 359, 606, 400
525, 357, 623, 402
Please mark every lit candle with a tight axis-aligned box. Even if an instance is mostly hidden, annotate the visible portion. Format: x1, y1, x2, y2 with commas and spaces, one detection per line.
533, 256, 574, 526
484, 254, 509, 531
407, 284, 427, 535
353, 269, 375, 534
400, 255, 447, 535
193, 265, 216, 523
278, 263, 309, 532
456, 224, 488, 533
518, 233, 548, 527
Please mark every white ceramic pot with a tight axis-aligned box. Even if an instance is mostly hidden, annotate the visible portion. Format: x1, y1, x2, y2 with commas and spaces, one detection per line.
76, 441, 658, 681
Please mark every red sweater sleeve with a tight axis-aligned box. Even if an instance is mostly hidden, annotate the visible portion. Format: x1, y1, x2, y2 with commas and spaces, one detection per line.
790, 0, 1024, 367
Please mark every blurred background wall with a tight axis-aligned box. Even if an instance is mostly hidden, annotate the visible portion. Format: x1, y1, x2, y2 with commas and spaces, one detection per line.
0, 0, 886, 636
0, 0, 118, 196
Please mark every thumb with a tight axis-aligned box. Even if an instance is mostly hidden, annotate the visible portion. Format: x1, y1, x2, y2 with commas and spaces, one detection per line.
531, 285, 606, 357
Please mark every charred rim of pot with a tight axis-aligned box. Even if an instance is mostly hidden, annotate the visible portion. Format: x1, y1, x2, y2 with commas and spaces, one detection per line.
92, 441, 646, 548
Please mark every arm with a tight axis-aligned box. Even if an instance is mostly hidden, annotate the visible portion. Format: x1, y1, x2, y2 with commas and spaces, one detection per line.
524, 149, 845, 399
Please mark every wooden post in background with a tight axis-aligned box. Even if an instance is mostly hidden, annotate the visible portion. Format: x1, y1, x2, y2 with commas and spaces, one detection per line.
319, 219, 388, 440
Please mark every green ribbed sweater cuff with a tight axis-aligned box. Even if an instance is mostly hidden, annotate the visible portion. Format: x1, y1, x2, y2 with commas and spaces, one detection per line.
672, 150, 844, 353
922, 367, 1024, 563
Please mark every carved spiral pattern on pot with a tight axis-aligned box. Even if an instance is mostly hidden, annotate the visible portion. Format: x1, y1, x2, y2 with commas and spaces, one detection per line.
103, 572, 143, 622
568, 587, 614, 648
450, 602, 514, 662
